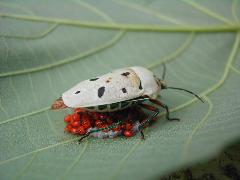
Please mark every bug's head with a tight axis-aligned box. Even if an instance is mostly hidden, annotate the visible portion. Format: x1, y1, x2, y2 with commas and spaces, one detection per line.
160, 80, 167, 89
154, 77, 167, 90
51, 97, 68, 110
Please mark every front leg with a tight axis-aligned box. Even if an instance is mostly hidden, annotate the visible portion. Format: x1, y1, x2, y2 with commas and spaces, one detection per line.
149, 98, 180, 121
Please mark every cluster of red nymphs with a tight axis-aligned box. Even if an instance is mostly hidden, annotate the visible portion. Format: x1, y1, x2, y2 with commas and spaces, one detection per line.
64, 107, 148, 138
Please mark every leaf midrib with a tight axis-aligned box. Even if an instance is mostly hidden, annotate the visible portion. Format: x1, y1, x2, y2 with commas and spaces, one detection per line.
1, 13, 240, 33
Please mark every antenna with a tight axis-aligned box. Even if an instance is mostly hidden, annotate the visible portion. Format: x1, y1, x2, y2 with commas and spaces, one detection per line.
166, 86, 204, 103
159, 64, 203, 103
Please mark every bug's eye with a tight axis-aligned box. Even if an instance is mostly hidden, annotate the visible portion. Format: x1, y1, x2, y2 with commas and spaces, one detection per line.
75, 91, 80, 94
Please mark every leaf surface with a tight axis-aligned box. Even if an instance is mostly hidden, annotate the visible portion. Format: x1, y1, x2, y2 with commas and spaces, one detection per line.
1, 0, 240, 179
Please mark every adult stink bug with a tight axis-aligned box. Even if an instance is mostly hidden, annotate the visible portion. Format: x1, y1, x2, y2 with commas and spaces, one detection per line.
52, 66, 203, 142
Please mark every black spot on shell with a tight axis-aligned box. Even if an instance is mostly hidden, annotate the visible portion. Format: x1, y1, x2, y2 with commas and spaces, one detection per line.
139, 81, 143, 90
122, 88, 127, 93
98, 86, 105, 98
89, 78, 99, 81
75, 91, 80, 94
121, 72, 130, 77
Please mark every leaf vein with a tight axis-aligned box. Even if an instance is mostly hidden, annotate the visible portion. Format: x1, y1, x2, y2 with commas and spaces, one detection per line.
112, 0, 187, 25
0, 106, 50, 125
231, 65, 240, 74
232, 0, 240, 22
1, 13, 240, 32
0, 24, 58, 40
0, 2, 58, 39
0, 2, 35, 15
181, 0, 234, 25
14, 153, 38, 180
71, 0, 113, 22
181, 96, 213, 162
110, 141, 141, 180
148, 32, 195, 69
0, 137, 80, 165
60, 141, 89, 180
0, 30, 125, 78
155, 31, 240, 118
45, 111, 59, 136
1, 37, 9, 64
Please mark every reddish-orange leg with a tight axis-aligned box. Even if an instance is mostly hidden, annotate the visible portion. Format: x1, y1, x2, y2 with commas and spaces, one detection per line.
139, 104, 159, 139
149, 98, 180, 121
138, 97, 179, 139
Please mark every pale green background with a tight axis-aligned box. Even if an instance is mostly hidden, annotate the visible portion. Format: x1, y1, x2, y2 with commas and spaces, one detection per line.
0, 0, 240, 179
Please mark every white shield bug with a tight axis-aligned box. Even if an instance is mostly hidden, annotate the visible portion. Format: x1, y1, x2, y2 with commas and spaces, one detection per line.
52, 66, 203, 142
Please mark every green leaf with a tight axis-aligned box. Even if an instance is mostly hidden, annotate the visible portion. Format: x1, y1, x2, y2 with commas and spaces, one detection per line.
1, 0, 240, 179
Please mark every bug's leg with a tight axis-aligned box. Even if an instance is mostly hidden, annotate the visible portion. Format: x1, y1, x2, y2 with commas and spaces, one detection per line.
78, 132, 90, 143
138, 104, 160, 139
140, 131, 145, 140
78, 120, 123, 143
149, 98, 180, 121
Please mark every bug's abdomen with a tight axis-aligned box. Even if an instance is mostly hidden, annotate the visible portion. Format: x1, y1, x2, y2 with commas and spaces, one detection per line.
84, 97, 147, 112
84, 101, 133, 112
